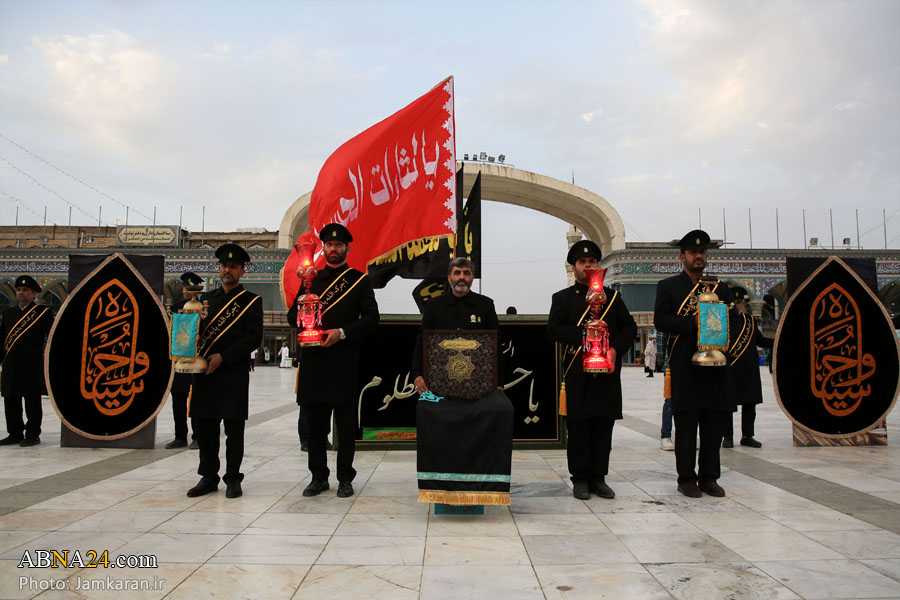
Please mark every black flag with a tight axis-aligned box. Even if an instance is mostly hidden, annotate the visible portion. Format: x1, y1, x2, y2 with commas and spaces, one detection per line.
456, 171, 481, 278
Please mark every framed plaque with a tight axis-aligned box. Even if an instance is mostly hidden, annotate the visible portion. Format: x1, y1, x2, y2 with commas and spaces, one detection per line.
424, 330, 497, 399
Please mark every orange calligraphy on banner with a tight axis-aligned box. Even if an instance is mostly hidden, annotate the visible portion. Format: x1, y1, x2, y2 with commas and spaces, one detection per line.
80, 279, 150, 416
810, 283, 876, 417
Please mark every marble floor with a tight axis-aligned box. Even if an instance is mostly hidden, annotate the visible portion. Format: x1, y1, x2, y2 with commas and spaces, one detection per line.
1, 366, 899, 599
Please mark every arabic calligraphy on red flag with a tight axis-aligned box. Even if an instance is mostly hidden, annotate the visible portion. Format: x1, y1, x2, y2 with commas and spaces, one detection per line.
283, 76, 456, 307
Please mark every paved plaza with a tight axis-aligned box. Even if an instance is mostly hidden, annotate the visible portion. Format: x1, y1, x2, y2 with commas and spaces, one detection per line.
0, 365, 899, 599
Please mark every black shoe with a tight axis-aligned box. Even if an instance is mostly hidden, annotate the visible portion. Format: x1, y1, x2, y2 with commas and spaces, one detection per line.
646, 373, 654, 377
302, 480, 329, 497
337, 482, 354, 498
722, 437, 734, 448
700, 481, 726, 497
572, 481, 590, 500
165, 438, 187, 449
677, 482, 702, 498
590, 479, 615, 499
19, 437, 40, 447
300, 441, 309, 452
225, 481, 242, 498
189, 439, 199, 450
740, 437, 762, 448
0, 435, 23, 446
186, 477, 218, 497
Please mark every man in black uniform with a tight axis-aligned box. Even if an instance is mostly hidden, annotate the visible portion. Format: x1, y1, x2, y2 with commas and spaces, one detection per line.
411, 257, 500, 392
548, 241, 636, 500
187, 244, 263, 499
1, 276, 53, 447
724, 288, 773, 449
165, 272, 203, 450
654, 230, 733, 498
290, 223, 379, 499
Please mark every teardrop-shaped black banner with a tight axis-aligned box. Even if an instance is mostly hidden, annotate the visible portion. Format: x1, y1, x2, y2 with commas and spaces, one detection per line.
45, 253, 173, 440
774, 256, 899, 437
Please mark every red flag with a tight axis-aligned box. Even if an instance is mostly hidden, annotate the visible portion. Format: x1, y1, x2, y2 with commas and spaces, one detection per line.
282, 76, 457, 308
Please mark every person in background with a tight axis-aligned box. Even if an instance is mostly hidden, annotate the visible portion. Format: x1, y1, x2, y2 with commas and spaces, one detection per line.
723, 288, 773, 449
644, 335, 657, 378
0, 276, 53, 447
165, 272, 203, 450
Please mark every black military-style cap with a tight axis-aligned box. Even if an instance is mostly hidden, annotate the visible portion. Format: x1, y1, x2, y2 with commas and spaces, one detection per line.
180, 272, 203, 286
731, 287, 750, 302
677, 229, 711, 252
566, 240, 602, 265
318, 223, 353, 244
215, 243, 251, 265
14, 275, 41, 292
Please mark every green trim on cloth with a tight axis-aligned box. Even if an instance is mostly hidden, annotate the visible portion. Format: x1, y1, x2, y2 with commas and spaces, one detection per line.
417, 471, 511, 483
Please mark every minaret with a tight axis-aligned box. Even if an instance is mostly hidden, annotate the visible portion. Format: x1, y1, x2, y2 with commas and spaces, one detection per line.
566, 225, 582, 287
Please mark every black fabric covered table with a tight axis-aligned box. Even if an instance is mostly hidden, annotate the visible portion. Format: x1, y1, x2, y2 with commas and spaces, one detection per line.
416, 390, 514, 506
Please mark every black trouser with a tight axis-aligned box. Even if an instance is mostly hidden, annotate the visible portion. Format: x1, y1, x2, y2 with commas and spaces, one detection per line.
673, 409, 727, 485
297, 405, 308, 445
170, 391, 194, 441
304, 402, 357, 483
191, 417, 245, 484
3, 394, 42, 439
724, 404, 757, 439
565, 416, 615, 484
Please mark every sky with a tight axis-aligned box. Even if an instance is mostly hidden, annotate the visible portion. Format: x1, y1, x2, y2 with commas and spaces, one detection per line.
1, 0, 898, 313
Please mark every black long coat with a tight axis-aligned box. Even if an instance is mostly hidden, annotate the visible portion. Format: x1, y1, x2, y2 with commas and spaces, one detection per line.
654, 271, 733, 413
1, 303, 53, 397
190, 285, 263, 420
547, 283, 636, 419
410, 290, 500, 382
728, 314, 774, 406
289, 265, 380, 408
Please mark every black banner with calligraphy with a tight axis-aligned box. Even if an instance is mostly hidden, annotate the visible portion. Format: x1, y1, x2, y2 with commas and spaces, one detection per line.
774, 257, 899, 437
356, 318, 560, 445
412, 278, 449, 313
47, 254, 173, 440
455, 171, 481, 278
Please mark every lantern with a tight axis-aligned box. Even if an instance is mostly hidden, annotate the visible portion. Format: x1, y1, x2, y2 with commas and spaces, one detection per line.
295, 240, 324, 347
582, 267, 614, 373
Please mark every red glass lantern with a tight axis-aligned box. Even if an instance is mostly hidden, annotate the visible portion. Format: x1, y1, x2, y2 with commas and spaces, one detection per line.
295, 240, 324, 347
582, 267, 613, 373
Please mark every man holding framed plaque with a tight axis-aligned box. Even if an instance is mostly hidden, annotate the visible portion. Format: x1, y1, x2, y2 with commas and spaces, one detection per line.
654, 230, 733, 498
548, 241, 636, 500
412, 257, 514, 506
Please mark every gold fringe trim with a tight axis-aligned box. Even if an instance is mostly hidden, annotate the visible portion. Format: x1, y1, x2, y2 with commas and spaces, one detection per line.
558, 381, 567, 416
663, 368, 671, 400
418, 489, 510, 506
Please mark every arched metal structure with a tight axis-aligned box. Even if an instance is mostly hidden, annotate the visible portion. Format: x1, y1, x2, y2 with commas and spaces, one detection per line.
278, 163, 626, 254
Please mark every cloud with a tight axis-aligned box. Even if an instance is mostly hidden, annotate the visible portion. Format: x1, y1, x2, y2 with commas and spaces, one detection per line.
199, 42, 236, 60
30, 29, 172, 151
0, 55, 8, 65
